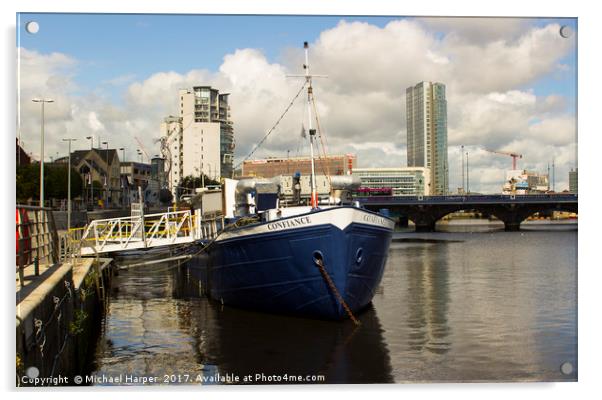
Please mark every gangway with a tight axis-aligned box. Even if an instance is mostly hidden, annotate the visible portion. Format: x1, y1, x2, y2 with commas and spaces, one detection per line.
74, 209, 222, 256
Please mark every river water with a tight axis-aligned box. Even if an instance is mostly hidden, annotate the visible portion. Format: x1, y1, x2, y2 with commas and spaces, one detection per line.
90, 220, 577, 384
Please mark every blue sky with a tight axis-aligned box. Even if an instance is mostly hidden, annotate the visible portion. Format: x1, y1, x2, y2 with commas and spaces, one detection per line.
18, 13, 577, 106
18, 13, 400, 101
523, 17, 577, 111
16, 13, 578, 193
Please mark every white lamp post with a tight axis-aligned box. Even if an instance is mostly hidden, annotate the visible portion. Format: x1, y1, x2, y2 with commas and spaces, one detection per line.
62, 138, 77, 230
102, 141, 109, 206
32, 98, 54, 207
119, 147, 126, 206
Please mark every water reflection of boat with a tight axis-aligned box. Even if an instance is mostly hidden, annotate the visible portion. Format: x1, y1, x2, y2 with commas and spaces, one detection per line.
180, 264, 394, 384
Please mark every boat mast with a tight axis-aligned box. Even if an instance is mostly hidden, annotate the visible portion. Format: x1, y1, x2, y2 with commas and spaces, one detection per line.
304, 41, 319, 209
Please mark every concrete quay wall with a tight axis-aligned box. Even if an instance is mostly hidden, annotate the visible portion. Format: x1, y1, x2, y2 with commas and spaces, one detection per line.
16, 258, 113, 386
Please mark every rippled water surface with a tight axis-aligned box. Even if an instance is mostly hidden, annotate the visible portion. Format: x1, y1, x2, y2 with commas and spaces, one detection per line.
91, 221, 577, 384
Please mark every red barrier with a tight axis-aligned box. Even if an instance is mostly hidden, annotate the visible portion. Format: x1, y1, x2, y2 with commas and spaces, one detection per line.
16, 208, 31, 266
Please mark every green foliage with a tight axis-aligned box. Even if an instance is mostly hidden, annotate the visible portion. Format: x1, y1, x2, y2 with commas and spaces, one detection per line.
16, 164, 83, 202
16, 354, 23, 375
84, 269, 98, 288
180, 174, 220, 189
69, 309, 88, 336
16, 164, 38, 202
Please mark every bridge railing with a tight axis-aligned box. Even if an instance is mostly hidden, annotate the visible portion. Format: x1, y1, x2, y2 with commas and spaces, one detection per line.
77, 210, 195, 253
356, 193, 578, 204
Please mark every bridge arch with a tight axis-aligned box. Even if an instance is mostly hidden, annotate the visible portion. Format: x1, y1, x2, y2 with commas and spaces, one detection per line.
433, 207, 502, 231
483, 203, 577, 231
359, 194, 577, 232
387, 202, 577, 232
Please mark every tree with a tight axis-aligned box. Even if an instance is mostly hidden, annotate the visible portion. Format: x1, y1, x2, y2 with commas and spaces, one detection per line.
16, 164, 38, 202
180, 174, 220, 191
16, 163, 83, 203
46, 164, 83, 200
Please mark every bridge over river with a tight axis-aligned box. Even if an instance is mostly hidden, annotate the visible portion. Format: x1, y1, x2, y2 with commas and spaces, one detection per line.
357, 194, 578, 232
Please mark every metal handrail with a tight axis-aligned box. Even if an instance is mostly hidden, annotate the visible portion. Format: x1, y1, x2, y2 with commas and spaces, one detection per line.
16, 205, 59, 288
78, 210, 204, 254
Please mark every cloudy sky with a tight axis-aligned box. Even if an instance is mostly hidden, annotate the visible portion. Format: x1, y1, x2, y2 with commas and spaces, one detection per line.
17, 13, 577, 193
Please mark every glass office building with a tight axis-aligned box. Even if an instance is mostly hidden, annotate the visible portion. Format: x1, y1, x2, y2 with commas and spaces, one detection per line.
406, 81, 448, 195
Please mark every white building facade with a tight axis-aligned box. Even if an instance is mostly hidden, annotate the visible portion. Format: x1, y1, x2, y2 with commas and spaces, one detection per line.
353, 167, 431, 196
502, 170, 550, 195
161, 86, 234, 196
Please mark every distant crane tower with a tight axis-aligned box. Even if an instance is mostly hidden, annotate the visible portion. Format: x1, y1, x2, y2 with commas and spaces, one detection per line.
155, 125, 180, 188
134, 136, 151, 163
485, 149, 523, 170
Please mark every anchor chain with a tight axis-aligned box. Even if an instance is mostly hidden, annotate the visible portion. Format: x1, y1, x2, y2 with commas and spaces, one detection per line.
314, 257, 360, 326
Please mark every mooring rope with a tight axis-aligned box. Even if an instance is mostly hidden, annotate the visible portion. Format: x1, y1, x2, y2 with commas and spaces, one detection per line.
310, 92, 332, 185
313, 257, 360, 326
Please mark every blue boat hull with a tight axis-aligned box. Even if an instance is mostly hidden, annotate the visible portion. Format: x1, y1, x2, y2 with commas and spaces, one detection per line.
193, 209, 393, 320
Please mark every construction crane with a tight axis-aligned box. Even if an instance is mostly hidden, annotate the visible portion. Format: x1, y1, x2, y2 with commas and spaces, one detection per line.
154, 125, 180, 183
134, 136, 151, 163
485, 148, 523, 170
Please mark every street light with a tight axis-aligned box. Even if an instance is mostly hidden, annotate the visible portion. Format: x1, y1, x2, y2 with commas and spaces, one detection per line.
466, 151, 470, 194
102, 141, 109, 206
32, 98, 54, 207
62, 138, 77, 230
199, 159, 204, 189
119, 147, 126, 207
461, 145, 465, 194
87, 136, 96, 207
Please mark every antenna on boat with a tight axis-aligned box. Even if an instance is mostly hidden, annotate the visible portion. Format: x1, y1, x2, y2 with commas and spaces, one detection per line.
288, 41, 327, 209
305, 42, 319, 209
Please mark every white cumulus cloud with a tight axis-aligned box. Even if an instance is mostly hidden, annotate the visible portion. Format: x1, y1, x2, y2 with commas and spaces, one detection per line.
17, 17, 577, 193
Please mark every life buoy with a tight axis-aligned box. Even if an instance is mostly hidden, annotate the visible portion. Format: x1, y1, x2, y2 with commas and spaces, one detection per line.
16, 208, 31, 266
